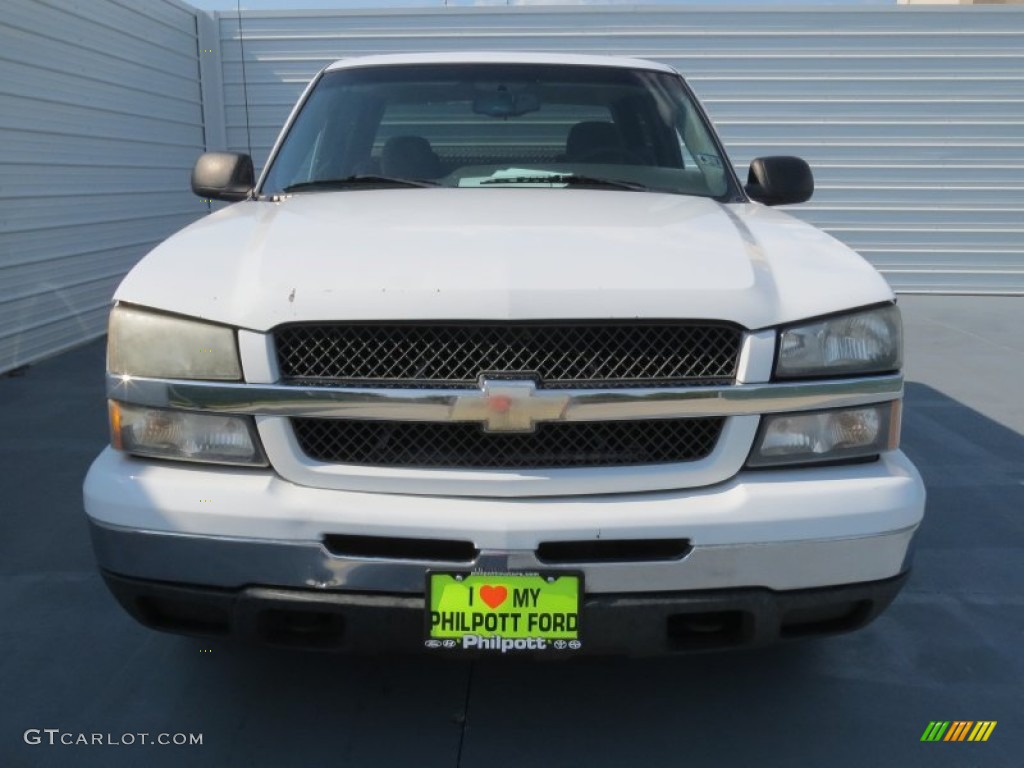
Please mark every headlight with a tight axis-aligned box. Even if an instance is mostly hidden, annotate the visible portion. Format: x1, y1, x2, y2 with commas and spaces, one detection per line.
108, 305, 241, 380
746, 402, 900, 468
110, 402, 266, 466
776, 305, 901, 378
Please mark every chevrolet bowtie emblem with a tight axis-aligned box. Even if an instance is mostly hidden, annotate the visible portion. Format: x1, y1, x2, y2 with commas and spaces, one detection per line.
451, 379, 570, 432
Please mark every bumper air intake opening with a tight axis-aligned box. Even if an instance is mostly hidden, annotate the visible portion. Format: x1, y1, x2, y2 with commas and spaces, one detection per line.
780, 600, 873, 638
135, 596, 231, 636
537, 538, 692, 564
666, 610, 752, 650
323, 534, 478, 562
256, 609, 347, 649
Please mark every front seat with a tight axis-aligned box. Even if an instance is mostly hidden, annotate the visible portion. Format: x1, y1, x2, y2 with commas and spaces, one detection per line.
380, 136, 443, 180
563, 121, 625, 162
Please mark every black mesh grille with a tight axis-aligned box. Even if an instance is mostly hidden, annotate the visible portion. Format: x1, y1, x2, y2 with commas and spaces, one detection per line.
274, 322, 741, 388
291, 418, 724, 469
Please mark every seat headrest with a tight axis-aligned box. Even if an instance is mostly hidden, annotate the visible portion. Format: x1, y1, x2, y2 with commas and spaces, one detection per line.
565, 121, 624, 160
380, 136, 442, 180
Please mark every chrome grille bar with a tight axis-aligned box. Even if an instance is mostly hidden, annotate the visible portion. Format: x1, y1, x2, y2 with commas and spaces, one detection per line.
108, 373, 904, 422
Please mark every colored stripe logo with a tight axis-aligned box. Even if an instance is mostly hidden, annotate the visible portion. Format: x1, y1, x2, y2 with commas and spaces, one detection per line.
921, 721, 997, 742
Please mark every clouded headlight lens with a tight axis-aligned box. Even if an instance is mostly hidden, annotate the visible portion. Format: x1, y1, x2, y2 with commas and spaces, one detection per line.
776, 305, 902, 378
110, 402, 266, 466
747, 402, 900, 468
108, 305, 241, 380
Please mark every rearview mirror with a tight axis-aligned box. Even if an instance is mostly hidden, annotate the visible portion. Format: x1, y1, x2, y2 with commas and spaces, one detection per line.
745, 156, 813, 206
472, 89, 541, 118
191, 152, 254, 202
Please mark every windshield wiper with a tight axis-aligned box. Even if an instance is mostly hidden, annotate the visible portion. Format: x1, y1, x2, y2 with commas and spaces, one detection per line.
479, 174, 648, 192
282, 175, 439, 193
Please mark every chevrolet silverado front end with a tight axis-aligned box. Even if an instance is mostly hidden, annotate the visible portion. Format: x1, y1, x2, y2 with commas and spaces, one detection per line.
83, 53, 925, 655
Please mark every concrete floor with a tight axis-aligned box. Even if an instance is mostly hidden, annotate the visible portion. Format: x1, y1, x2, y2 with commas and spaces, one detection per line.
1, 296, 1021, 767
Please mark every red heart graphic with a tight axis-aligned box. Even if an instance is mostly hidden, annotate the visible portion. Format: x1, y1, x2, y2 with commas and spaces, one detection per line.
479, 585, 508, 610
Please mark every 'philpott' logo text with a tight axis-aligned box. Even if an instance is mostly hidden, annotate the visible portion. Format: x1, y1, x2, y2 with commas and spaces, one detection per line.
424, 635, 583, 653
464, 635, 548, 652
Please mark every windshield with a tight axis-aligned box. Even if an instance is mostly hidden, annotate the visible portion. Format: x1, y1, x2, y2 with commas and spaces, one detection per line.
260, 63, 738, 200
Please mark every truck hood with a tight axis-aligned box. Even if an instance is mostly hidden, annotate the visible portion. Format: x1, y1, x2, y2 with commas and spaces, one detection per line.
115, 189, 893, 331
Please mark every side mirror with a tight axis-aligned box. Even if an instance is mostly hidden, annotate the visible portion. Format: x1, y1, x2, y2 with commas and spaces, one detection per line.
745, 156, 813, 206
191, 152, 254, 202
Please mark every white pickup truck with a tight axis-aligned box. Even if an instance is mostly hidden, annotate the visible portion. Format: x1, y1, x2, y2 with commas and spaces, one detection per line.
83, 52, 924, 655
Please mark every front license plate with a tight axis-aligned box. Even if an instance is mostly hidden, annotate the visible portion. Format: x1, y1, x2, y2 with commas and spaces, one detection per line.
426, 572, 582, 653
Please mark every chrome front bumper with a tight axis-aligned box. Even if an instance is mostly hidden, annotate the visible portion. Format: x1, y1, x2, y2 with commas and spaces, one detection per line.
88, 517, 917, 596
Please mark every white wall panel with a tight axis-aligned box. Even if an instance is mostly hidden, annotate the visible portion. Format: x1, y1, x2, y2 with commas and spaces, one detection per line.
217, 5, 1024, 295
0, 0, 207, 374
2, 2, 1022, 376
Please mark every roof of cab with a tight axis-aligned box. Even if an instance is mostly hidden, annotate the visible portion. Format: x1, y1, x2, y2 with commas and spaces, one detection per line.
323, 51, 677, 74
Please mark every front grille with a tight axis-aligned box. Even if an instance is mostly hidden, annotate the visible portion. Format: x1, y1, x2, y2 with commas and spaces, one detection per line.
274, 322, 741, 388
291, 417, 724, 469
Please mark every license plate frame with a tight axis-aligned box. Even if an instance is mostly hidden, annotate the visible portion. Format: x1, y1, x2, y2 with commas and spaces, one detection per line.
424, 571, 583, 654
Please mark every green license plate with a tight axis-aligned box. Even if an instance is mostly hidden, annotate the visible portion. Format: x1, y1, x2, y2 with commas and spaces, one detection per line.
426, 572, 582, 653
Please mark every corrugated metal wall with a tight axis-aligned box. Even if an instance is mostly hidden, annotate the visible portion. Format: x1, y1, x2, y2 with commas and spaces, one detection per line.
0, 0, 206, 373
216, 5, 1024, 295
2, 3, 1021, 373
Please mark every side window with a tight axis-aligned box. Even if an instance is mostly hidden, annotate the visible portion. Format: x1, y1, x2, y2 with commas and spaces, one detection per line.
262, 113, 324, 191
676, 109, 728, 195
262, 87, 366, 189
617, 93, 684, 169
676, 131, 697, 168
